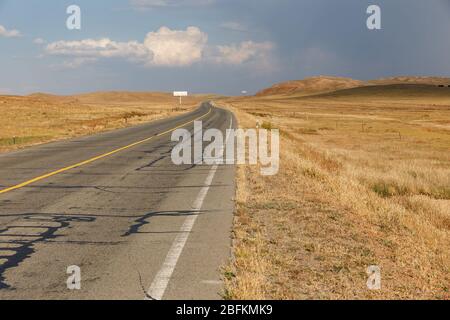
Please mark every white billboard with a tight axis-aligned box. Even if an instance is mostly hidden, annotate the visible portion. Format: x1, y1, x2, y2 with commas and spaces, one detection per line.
173, 91, 188, 97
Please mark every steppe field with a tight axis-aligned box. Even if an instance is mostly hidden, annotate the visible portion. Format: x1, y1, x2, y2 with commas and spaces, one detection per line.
0, 91, 204, 153
0, 77, 448, 300
220, 78, 450, 299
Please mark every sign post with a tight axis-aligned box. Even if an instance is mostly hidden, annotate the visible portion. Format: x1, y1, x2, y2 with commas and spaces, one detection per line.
173, 91, 188, 109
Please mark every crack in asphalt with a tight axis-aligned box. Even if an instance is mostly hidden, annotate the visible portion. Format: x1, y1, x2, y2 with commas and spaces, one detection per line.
0, 215, 96, 289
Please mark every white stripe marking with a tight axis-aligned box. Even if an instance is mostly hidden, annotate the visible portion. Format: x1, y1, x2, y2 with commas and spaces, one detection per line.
146, 115, 233, 300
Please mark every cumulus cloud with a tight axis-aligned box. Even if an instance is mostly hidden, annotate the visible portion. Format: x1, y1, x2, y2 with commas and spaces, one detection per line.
44, 26, 275, 69
220, 21, 248, 32
61, 57, 98, 69
213, 41, 275, 65
46, 38, 150, 61
33, 38, 46, 45
143, 26, 207, 66
0, 25, 21, 38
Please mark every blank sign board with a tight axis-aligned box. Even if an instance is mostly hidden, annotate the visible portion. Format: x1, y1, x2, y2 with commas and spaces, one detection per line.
173, 91, 188, 97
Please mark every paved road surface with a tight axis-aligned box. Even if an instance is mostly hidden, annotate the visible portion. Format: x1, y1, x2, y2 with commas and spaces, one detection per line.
0, 102, 236, 300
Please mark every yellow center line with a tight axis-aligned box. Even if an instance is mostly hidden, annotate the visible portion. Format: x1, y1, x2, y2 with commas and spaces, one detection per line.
0, 107, 213, 195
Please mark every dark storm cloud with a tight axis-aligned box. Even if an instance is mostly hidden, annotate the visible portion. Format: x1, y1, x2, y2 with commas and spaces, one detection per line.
227, 0, 450, 81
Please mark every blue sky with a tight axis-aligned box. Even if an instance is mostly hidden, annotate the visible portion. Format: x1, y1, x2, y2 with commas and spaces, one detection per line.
1, 0, 450, 95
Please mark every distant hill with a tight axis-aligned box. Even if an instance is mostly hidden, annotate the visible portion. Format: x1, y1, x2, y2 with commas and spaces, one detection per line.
27, 93, 80, 104
368, 76, 450, 86
256, 76, 364, 96
23, 91, 187, 106
28, 92, 61, 99
73, 91, 173, 104
256, 76, 450, 97
25, 91, 172, 105
3, 91, 212, 108
311, 84, 450, 99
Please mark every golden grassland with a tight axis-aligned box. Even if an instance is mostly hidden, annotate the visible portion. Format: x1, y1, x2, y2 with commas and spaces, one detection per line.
0, 92, 205, 153
220, 84, 450, 299
1, 83, 448, 299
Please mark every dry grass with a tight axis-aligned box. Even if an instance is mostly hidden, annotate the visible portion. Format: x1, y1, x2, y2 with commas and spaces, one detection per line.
0, 92, 204, 153
220, 84, 450, 300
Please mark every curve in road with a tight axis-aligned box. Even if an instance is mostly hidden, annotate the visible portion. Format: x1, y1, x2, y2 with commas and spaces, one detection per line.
0, 102, 236, 300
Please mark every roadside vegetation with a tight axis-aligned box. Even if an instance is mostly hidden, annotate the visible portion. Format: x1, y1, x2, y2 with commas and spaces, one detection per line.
0, 92, 204, 153
221, 83, 450, 299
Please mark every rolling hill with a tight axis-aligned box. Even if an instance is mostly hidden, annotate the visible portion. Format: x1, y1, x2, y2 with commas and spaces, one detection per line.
310, 84, 450, 100
256, 76, 364, 97
256, 76, 450, 98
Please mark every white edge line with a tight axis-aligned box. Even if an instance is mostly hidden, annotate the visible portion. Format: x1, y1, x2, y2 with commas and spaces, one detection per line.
146, 113, 233, 300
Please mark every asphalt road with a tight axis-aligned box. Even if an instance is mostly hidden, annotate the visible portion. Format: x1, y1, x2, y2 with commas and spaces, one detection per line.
0, 102, 236, 300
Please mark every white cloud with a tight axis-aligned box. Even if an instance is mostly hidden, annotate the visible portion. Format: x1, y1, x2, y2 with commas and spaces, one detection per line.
61, 57, 98, 69
0, 25, 21, 38
213, 41, 275, 65
143, 26, 207, 66
33, 38, 46, 45
44, 26, 275, 70
45, 27, 206, 67
220, 21, 248, 32
46, 38, 150, 61
131, 0, 214, 9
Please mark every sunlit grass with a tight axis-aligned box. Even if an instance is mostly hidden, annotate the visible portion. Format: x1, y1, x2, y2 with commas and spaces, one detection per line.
220, 87, 450, 299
